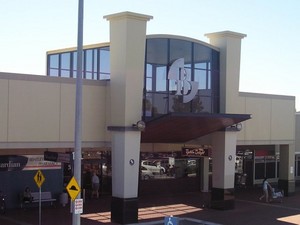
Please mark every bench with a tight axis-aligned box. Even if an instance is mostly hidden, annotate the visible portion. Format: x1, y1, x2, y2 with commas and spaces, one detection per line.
20, 191, 56, 208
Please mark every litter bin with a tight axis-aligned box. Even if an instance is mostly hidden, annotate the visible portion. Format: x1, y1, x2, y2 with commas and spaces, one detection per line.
60, 192, 68, 207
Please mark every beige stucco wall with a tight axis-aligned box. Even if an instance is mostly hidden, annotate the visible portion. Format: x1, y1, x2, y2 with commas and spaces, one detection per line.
237, 92, 295, 144
0, 72, 109, 149
294, 113, 300, 152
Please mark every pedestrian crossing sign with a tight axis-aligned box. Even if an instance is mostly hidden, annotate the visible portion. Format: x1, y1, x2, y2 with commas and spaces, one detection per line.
34, 170, 45, 188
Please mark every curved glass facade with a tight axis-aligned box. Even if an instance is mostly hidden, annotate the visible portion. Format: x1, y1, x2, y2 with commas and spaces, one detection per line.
144, 37, 220, 119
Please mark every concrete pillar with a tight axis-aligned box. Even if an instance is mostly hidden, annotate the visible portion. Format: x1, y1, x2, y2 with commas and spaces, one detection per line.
104, 11, 152, 224
201, 157, 210, 192
278, 144, 295, 196
211, 130, 238, 210
205, 31, 246, 114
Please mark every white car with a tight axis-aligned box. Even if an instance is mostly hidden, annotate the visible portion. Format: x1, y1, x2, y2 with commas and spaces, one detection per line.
141, 160, 166, 174
140, 166, 154, 180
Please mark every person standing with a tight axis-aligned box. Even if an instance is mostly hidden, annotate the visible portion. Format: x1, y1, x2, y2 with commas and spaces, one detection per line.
23, 187, 33, 202
259, 177, 272, 203
92, 172, 100, 198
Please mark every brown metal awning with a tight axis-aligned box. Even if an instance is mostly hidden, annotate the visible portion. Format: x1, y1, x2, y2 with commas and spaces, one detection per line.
141, 113, 251, 143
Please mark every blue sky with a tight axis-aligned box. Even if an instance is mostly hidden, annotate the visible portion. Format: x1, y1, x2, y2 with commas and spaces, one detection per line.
1, 0, 300, 110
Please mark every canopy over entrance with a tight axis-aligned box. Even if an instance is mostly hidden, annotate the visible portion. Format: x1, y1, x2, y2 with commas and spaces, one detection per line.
141, 113, 251, 143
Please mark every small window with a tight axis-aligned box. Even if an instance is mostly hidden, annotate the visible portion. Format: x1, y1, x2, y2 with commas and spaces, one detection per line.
49, 54, 59, 76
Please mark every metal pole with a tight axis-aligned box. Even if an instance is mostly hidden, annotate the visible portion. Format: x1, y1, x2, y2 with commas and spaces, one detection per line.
73, 0, 84, 225
39, 187, 41, 225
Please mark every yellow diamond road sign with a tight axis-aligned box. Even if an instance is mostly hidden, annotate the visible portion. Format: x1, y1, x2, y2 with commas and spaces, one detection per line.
34, 170, 45, 188
66, 176, 81, 201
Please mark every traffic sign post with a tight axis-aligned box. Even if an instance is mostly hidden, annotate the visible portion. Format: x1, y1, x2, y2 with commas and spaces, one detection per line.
34, 170, 45, 225
66, 176, 83, 217
34, 170, 45, 188
66, 176, 81, 201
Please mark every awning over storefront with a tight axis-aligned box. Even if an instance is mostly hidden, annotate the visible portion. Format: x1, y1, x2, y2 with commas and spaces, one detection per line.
141, 113, 251, 143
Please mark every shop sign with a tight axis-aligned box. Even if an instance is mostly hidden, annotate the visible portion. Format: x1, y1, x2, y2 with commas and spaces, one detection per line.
44, 151, 71, 163
182, 147, 209, 157
0, 155, 61, 172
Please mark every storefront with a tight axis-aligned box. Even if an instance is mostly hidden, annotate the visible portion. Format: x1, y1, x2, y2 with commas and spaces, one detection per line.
0, 155, 63, 208
0, 10, 296, 224
236, 146, 280, 187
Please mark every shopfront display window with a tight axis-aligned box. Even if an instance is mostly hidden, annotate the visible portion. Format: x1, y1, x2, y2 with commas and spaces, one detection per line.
254, 149, 278, 180
140, 152, 200, 181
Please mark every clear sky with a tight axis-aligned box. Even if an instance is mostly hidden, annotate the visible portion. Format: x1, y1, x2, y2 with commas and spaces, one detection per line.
1, 0, 300, 110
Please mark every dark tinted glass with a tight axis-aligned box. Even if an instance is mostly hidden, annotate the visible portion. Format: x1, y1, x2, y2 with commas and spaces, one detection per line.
144, 37, 220, 118
146, 39, 168, 65
170, 39, 192, 64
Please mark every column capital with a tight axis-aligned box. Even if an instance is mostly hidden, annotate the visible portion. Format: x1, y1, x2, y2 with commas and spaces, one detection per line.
205, 30, 247, 40
104, 11, 153, 22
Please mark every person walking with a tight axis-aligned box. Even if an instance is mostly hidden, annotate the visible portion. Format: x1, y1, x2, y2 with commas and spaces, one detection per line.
259, 177, 272, 203
92, 172, 100, 198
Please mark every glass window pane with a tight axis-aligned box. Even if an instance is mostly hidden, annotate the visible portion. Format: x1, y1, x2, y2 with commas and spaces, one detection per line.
73, 52, 77, 78
93, 49, 98, 80
61, 53, 71, 77
195, 62, 207, 70
146, 39, 168, 65
49, 54, 59, 76
169, 79, 176, 92
192, 95, 211, 113
208, 71, 211, 89
211, 50, 219, 72
144, 95, 154, 117
255, 161, 265, 179
169, 95, 191, 113
72, 51, 84, 79
85, 49, 93, 79
150, 93, 168, 116
146, 64, 153, 91
170, 39, 192, 64
194, 43, 211, 64
146, 78, 152, 92
195, 69, 206, 90
100, 47, 110, 79
155, 66, 166, 91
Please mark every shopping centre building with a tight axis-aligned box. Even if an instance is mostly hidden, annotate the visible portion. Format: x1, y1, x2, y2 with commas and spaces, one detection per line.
0, 11, 297, 224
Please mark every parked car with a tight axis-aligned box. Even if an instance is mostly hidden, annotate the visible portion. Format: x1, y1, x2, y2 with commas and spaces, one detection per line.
141, 160, 166, 174
140, 166, 154, 180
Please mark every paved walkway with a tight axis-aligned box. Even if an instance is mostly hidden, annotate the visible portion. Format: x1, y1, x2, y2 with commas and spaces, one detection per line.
1, 187, 300, 225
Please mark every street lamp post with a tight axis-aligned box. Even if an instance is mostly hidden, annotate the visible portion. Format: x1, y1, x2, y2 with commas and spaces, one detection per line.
73, 0, 84, 225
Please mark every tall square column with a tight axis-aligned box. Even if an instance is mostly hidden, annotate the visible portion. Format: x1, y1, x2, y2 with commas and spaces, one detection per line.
278, 144, 296, 196
104, 12, 152, 224
205, 31, 246, 114
211, 130, 238, 210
